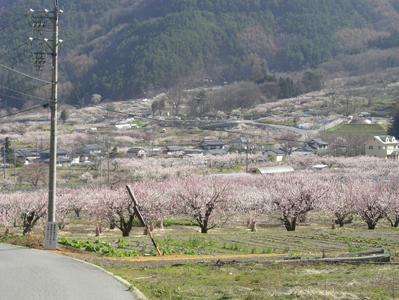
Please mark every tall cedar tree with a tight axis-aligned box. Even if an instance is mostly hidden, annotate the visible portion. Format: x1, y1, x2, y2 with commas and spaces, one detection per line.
388, 101, 399, 138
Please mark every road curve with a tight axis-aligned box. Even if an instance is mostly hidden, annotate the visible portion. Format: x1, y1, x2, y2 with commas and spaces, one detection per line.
0, 243, 136, 300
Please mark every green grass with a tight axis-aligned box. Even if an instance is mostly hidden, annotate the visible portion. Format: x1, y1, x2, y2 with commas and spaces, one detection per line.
107, 262, 398, 299
324, 123, 387, 135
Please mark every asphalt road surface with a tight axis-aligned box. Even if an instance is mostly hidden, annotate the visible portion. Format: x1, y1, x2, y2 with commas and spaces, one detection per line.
0, 243, 136, 300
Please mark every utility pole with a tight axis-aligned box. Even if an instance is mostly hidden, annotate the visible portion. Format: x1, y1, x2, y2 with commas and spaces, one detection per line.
45, 0, 63, 251
13, 146, 15, 186
107, 152, 110, 185
246, 139, 249, 173
3, 143, 5, 180
101, 157, 104, 184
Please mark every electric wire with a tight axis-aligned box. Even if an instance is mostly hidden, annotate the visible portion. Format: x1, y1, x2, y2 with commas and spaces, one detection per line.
21, 82, 50, 94
0, 15, 27, 32
0, 27, 32, 48
0, 54, 36, 71
0, 83, 51, 101
59, 44, 86, 106
0, 40, 31, 61
0, 22, 30, 40
0, 62, 51, 84
0, 91, 49, 106
0, 104, 48, 120
0, 42, 43, 66
0, 0, 32, 24
1, 82, 51, 105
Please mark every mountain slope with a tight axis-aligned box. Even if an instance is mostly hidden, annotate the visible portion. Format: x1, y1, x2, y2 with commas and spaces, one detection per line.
0, 0, 399, 105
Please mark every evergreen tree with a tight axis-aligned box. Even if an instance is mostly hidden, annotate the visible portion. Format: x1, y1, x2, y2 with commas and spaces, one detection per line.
109, 146, 124, 158
151, 101, 159, 114
60, 109, 68, 122
279, 77, 296, 99
2, 137, 14, 165
196, 90, 208, 114
388, 101, 399, 139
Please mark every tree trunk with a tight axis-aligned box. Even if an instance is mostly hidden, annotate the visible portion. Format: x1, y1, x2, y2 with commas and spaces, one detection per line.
4, 228, 10, 235
23, 214, 40, 235
201, 227, 208, 233
284, 218, 296, 231
386, 216, 399, 228
367, 222, 376, 230
95, 227, 100, 237
251, 221, 257, 232
158, 219, 164, 230
118, 215, 134, 237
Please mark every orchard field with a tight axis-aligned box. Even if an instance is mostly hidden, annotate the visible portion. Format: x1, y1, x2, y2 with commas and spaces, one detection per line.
2, 155, 399, 299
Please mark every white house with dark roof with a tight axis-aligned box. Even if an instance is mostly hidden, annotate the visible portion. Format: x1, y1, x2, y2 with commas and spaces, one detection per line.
264, 148, 286, 162
14, 149, 40, 164
162, 145, 184, 156
33, 149, 69, 166
365, 135, 399, 160
229, 137, 248, 150
292, 138, 329, 155
307, 139, 329, 150
197, 139, 227, 150
127, 148, 147, 158
77, 144, 104, 163
183, 148, 204, 157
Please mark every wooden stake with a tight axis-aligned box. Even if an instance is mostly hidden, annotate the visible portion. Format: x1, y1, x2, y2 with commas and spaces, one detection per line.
126, 185, 162, 256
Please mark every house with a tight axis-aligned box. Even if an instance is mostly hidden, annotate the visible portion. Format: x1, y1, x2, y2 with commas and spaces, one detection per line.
292, 138, 329, 155
183, 148, 204, 157
115, 124, 131, 130
33, 149, 69, 166
292, 145, 316, 155
229, 137, 248, 151
358, 112, 371, 118
14, 149, 40, 164
162, 146, 184, 156
307, 139, 329, 150
249, 166, 294, 174
127, 148, 147, 158
204, 149, 229, 156
76, 144, 104, 163
197, 139, 227, 150
365, 135, 399, 160
264, 148, 286, 162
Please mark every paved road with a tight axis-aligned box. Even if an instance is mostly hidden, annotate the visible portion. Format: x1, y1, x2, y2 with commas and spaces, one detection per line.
0, 244, 136, 300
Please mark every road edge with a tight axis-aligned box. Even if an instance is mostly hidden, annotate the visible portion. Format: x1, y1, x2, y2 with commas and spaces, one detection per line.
0, 242, 148, 300
55, 254, 149, 300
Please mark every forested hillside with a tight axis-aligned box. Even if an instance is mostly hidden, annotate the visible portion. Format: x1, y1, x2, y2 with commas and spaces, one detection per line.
0, 0, 399, 106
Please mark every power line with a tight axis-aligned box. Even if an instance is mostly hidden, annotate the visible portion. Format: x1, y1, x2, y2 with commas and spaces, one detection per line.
0, 14, 27, 32
0, 22, 30, 40
0, 62, 51, 84
0, 27, 32, 48
0, 42, 43, 66
58, 44, 87, 106
0, 83, 50, 102
0, 0, 32, 25
0, 38, 32, 61
0, 91, 49, 105
0, 104, 47, 120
